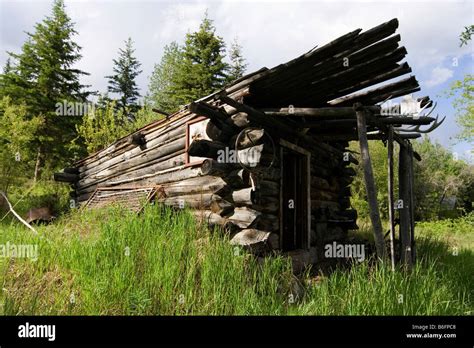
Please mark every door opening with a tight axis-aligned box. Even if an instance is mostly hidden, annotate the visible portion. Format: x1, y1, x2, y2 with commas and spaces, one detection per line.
280, 140, 311, 251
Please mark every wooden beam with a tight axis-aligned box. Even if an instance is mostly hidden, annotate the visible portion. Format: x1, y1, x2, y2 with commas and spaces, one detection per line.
54, 172, 79, 183
408, 144, 416, 264
354, 103, 386, 259
187, 139, 226, 159
398, 144, 413, 269
330, 76, 419, 106
261, 106, 380, 118
189, 101, 237, 139
387, 127, 396, 271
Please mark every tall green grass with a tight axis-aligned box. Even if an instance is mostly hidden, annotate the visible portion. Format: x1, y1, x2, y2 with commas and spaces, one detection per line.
0, 205, 472, 315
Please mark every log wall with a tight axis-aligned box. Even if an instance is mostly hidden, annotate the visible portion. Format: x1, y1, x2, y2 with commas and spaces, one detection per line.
61, 95, 357, 264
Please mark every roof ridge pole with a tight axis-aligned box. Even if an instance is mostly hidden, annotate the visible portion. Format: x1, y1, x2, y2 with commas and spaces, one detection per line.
353, 102, 387, 261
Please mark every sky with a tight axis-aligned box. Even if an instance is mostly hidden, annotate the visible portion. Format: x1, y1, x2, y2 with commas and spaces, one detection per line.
0, 0, 473, 160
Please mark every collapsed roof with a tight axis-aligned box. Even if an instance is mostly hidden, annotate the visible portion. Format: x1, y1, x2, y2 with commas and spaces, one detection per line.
74, 18, 441, 168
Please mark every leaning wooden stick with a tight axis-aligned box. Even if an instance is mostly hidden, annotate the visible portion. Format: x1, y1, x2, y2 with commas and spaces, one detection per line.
354, 103, 387, 260
387, 127, 396, 270
0, 191, 38, 234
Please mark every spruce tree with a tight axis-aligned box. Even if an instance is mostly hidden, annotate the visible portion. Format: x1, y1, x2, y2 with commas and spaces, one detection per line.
226, 38, 248, 83
106, 38, 143, 114
1, 0, 91, 180
172, 12, 228, 106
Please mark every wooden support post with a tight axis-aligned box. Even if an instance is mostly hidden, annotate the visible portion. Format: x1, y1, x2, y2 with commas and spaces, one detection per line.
387, 127, 396, 271
398, 144, 413, 269
408, 144, 416, 264
353, 103, 386, 259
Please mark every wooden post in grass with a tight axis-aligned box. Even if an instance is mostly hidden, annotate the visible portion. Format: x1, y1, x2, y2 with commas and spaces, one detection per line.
354, 103, 387, 260
398, 143, 413, 269
387, 127, 396, 270
408, 144, 416, 264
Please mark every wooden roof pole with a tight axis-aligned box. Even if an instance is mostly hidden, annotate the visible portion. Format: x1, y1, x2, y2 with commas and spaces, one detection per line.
353, 103, 387, 260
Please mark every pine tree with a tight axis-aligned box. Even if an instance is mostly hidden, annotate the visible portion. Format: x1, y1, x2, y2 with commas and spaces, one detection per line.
1, 0, 91, 180
172, 12, 229, 106
226, 38, 248, 83
148, 42, 184, 114
106, 38, 143, 114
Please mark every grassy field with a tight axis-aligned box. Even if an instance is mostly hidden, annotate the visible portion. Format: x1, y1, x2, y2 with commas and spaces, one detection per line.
0, 204, 472, 315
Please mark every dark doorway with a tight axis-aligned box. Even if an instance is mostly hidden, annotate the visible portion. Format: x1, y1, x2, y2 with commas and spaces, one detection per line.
280, 141, 310, 251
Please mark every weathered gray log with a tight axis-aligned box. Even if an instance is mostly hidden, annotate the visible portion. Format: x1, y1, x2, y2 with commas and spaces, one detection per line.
210, 195, 234, 216
261, 106, 380, 118
231, 187, 255, 205
54, 172, 78, 183
332, 76, 418, 106
290, 115, 435, 127
159, 176, 228, 198
228, 112, 250, 128
227, 207, 261, 228
76, 111, 192, 172
127, 132, 146, 146
63, 167, 79, 174
189, 101, 237, 139
235, 129, 265, 148
218, 94, 303, 139
79, 151, 186, 188
156, 193, 214, 210
224, 169, 251, 188
354, 103, 386, 259
78, 127, 184, 179
230, 229, 279, 253
201, 159, 238, 176
188, 139, 226, 159
76, 165, 204, 202
93, 138, 185, 180
237, 144, 264, 168
191, 210, 239, 233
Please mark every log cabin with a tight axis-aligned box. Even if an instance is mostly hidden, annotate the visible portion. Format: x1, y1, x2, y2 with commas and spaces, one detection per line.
54, 18, 443, 270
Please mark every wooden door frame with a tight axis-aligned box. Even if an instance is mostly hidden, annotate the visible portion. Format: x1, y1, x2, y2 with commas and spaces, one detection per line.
279, 139, 311, 251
